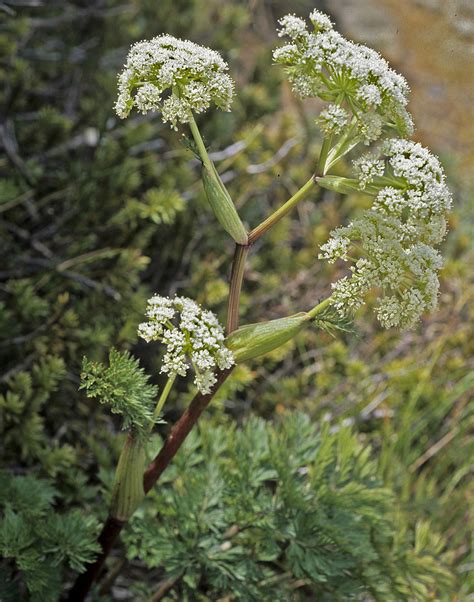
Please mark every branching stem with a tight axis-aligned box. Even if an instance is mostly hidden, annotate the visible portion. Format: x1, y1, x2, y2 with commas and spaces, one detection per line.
69, 125, 332, 601
188, 112, 214, 173
248, 176, 316, 244
307, 297, 332, 319
227, 244, 249, 333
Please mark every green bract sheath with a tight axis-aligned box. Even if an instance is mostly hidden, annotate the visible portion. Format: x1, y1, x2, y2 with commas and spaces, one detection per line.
202, 165, 248, 245
226, 313, 309, 362
315, 176, 362, 195
110, 435, 146, 521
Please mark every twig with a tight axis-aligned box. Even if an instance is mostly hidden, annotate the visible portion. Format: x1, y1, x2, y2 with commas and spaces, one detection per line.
246, 138, 298, 174
0, 120, 35, 186
148, 574, 183, 602
98, 558, 126, 595
409, 427, 460, 473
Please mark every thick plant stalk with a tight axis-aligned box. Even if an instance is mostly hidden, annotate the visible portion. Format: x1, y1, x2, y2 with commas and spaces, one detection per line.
227, 244, 249, 333
68, 168, 323, 600
109, 434, 146, 521
227, 176, 321, 331
67, 515, 126, 601
67, 369, 232, 601
143, 367, 233, 492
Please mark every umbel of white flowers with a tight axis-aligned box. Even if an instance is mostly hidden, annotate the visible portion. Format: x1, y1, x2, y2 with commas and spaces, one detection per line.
138, 295, 234, 394
274, 10, 414, 144
115, 35, 234, 129
319, 139, 452, 329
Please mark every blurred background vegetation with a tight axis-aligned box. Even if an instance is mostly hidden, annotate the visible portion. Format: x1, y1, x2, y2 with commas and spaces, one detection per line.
0, 0, 472, 599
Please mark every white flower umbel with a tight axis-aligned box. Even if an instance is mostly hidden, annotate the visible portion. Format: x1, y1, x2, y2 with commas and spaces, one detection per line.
353, 153, 385, 189
274, 11, 413, 150
138, 295, 234, 394
319, 140, 451, 329
317, 104, 349, 136
115, 35, 234, 129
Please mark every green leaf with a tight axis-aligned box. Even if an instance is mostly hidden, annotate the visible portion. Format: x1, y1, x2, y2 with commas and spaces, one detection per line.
80, 348, 158, 438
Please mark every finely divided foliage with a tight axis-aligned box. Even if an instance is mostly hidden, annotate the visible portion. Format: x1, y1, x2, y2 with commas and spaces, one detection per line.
124, 415, 452, 600
115, 35, 234, 129
138, 295, 234, 393
0, 473, 100, 600
81, 350, 158, 438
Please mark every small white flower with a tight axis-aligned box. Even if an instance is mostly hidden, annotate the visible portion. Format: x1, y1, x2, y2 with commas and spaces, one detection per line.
115, 35, 234, 129
137, 322, 158, 343
320, 140, 451, 329
357, 113, 383, 144
274, 11, 413, 140
278, 14, 309, 39
317, 104, 349, 136
193, 371, 217, 396
309, 9, 333, 32
138, 294, 234, 393
372, 186, 406, 214
357, 84, 382, 107
215, 347, 235, 370
319, 235, 351, 263
353, 154, 385, 189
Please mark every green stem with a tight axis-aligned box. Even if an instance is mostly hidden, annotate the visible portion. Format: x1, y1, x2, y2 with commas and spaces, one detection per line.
188, 112, 214, 173
188, 112, 248, 245
325, 123, 359, 171
317, 136, 333, 176
151, 374, 177, 427
307, 297, 332, 320
248, 177, 316, 244
227, 244, 249, 333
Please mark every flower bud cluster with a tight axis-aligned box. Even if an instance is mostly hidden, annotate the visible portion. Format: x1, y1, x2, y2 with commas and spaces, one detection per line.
320, 140, 451, 329
274, 10, 413, 143
115, 35, 234, 129
138, 295, 234, 394
317, 104, 349, 136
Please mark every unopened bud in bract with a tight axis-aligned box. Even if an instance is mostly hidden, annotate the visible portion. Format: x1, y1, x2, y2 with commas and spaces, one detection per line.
110, 435, 146, 521
202, 164, 248, 245
315, 176, 361, 195
226, 313, 309, 362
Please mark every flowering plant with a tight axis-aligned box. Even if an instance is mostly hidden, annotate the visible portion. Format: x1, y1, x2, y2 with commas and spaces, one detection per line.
115, 35, 234, 128
138, 295, 234, 394
71, 11, 451, 599
274, 10, 413, 174
319, 138, 451, 328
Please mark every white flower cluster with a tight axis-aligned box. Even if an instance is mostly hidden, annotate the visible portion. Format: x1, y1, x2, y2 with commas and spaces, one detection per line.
274, 10, 413, 142
320, 140, 452, 329
353, 153, 385, 189
138, 295, 234, 394
115, 35, 234, 129
317, 104, 349, 136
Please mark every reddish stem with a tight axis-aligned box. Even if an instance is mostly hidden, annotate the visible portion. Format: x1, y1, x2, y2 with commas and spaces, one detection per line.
67, 515, 125, 600
67, 368, 232, 601
143, 367, 232, 492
